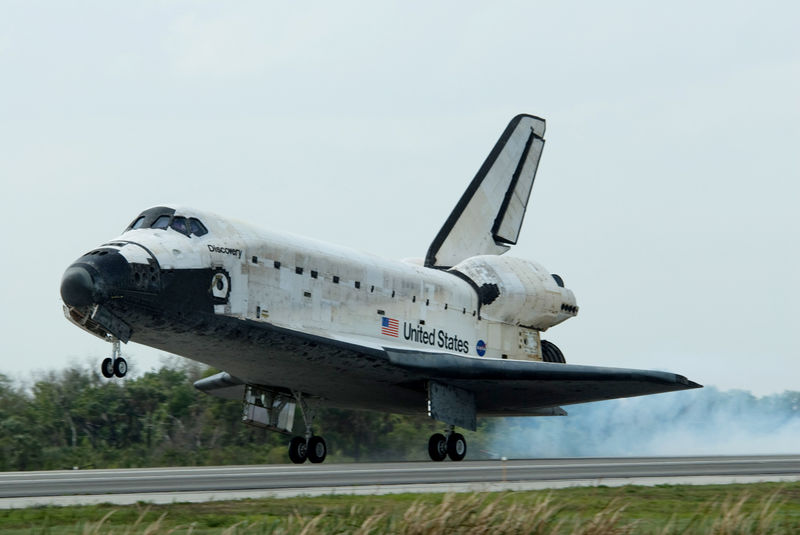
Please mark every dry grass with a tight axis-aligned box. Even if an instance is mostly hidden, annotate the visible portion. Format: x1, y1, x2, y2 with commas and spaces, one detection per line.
7, 483, 799, 534
396, 493, 563, 534
704, 491, 786, 535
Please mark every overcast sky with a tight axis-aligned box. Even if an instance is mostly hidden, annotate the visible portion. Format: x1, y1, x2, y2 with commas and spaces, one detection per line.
0, 2, 797, 395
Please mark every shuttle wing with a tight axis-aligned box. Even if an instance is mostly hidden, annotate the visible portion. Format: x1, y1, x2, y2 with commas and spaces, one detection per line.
426, 114, 546, 269
194, 320, 700, 418
385, 349, 702, 415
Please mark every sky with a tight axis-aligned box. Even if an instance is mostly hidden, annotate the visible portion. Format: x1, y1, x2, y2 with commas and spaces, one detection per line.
0, 1, 797, 395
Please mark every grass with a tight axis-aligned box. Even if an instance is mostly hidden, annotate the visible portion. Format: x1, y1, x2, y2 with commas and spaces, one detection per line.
1, 482, 799, 534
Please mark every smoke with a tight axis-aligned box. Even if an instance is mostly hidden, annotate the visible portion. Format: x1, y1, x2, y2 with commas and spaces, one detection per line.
487, 388, 800, 458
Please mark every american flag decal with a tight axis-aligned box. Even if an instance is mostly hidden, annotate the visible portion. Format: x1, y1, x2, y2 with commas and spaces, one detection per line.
381, 317, 399, 337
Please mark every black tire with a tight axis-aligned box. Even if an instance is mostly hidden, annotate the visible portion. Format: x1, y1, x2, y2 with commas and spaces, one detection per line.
101, 358, 114, 378
307, 436, 327, 464
288, 436, 307, 464
113, 357, 128, 378
541, 340, 566, 363
447, 433, 467, 461
428, 433, 447, 462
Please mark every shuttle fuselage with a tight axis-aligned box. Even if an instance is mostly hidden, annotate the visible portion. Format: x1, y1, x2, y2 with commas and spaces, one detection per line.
61, 114, 700, 464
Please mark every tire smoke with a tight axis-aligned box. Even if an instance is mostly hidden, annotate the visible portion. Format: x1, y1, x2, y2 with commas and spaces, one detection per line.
488, 388, 800, 458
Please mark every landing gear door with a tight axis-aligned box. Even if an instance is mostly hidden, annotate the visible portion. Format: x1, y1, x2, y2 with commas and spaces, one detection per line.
242, 385, 296, 434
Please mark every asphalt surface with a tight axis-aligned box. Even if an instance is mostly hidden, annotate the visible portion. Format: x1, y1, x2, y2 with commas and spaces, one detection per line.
2, 455, 799, 500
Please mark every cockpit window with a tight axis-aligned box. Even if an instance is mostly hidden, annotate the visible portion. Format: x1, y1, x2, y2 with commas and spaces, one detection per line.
189, 218, 208, 237
152, 215, 171, 229
170, 216, 189, 236
124, 207, 208, 238
125, 206, 176, 232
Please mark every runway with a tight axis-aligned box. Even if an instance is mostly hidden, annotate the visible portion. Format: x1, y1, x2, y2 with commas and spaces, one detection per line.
2, 455, 798, 508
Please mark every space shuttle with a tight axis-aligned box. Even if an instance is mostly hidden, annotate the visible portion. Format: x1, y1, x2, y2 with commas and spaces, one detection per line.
60, 114, 701, 464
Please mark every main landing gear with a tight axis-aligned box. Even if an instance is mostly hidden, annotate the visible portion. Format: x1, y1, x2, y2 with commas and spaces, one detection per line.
428, 425, 467, 462
289, 435, 327, 464
288, 392, 327, 464
100, 338, 127, 378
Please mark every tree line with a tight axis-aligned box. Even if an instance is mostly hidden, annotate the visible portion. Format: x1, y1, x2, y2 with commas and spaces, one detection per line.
0, 362, 495, 471
4, 361, 796, 471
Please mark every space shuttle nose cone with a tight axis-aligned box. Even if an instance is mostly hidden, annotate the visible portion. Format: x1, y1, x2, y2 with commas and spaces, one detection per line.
61, 266, 96, 307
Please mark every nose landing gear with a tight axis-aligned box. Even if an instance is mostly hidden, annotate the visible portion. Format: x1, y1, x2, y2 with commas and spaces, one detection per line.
101, 339, 127, 378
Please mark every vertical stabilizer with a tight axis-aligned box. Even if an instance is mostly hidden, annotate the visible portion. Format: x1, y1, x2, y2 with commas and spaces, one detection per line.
425, 114, 546, 269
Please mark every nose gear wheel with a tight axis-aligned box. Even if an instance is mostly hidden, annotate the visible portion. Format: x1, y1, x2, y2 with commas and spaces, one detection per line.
100, 338, 127, 378
113, 357, 128, 377
101, 358, 114, 378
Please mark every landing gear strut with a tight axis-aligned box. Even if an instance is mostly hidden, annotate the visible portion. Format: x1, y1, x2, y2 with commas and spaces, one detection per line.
288, 392, 327, 464
428, 425, 467, 462
101, 339, 127, 378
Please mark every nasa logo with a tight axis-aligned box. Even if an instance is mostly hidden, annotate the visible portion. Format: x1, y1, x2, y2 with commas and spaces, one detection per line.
476, 339, 487, 357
